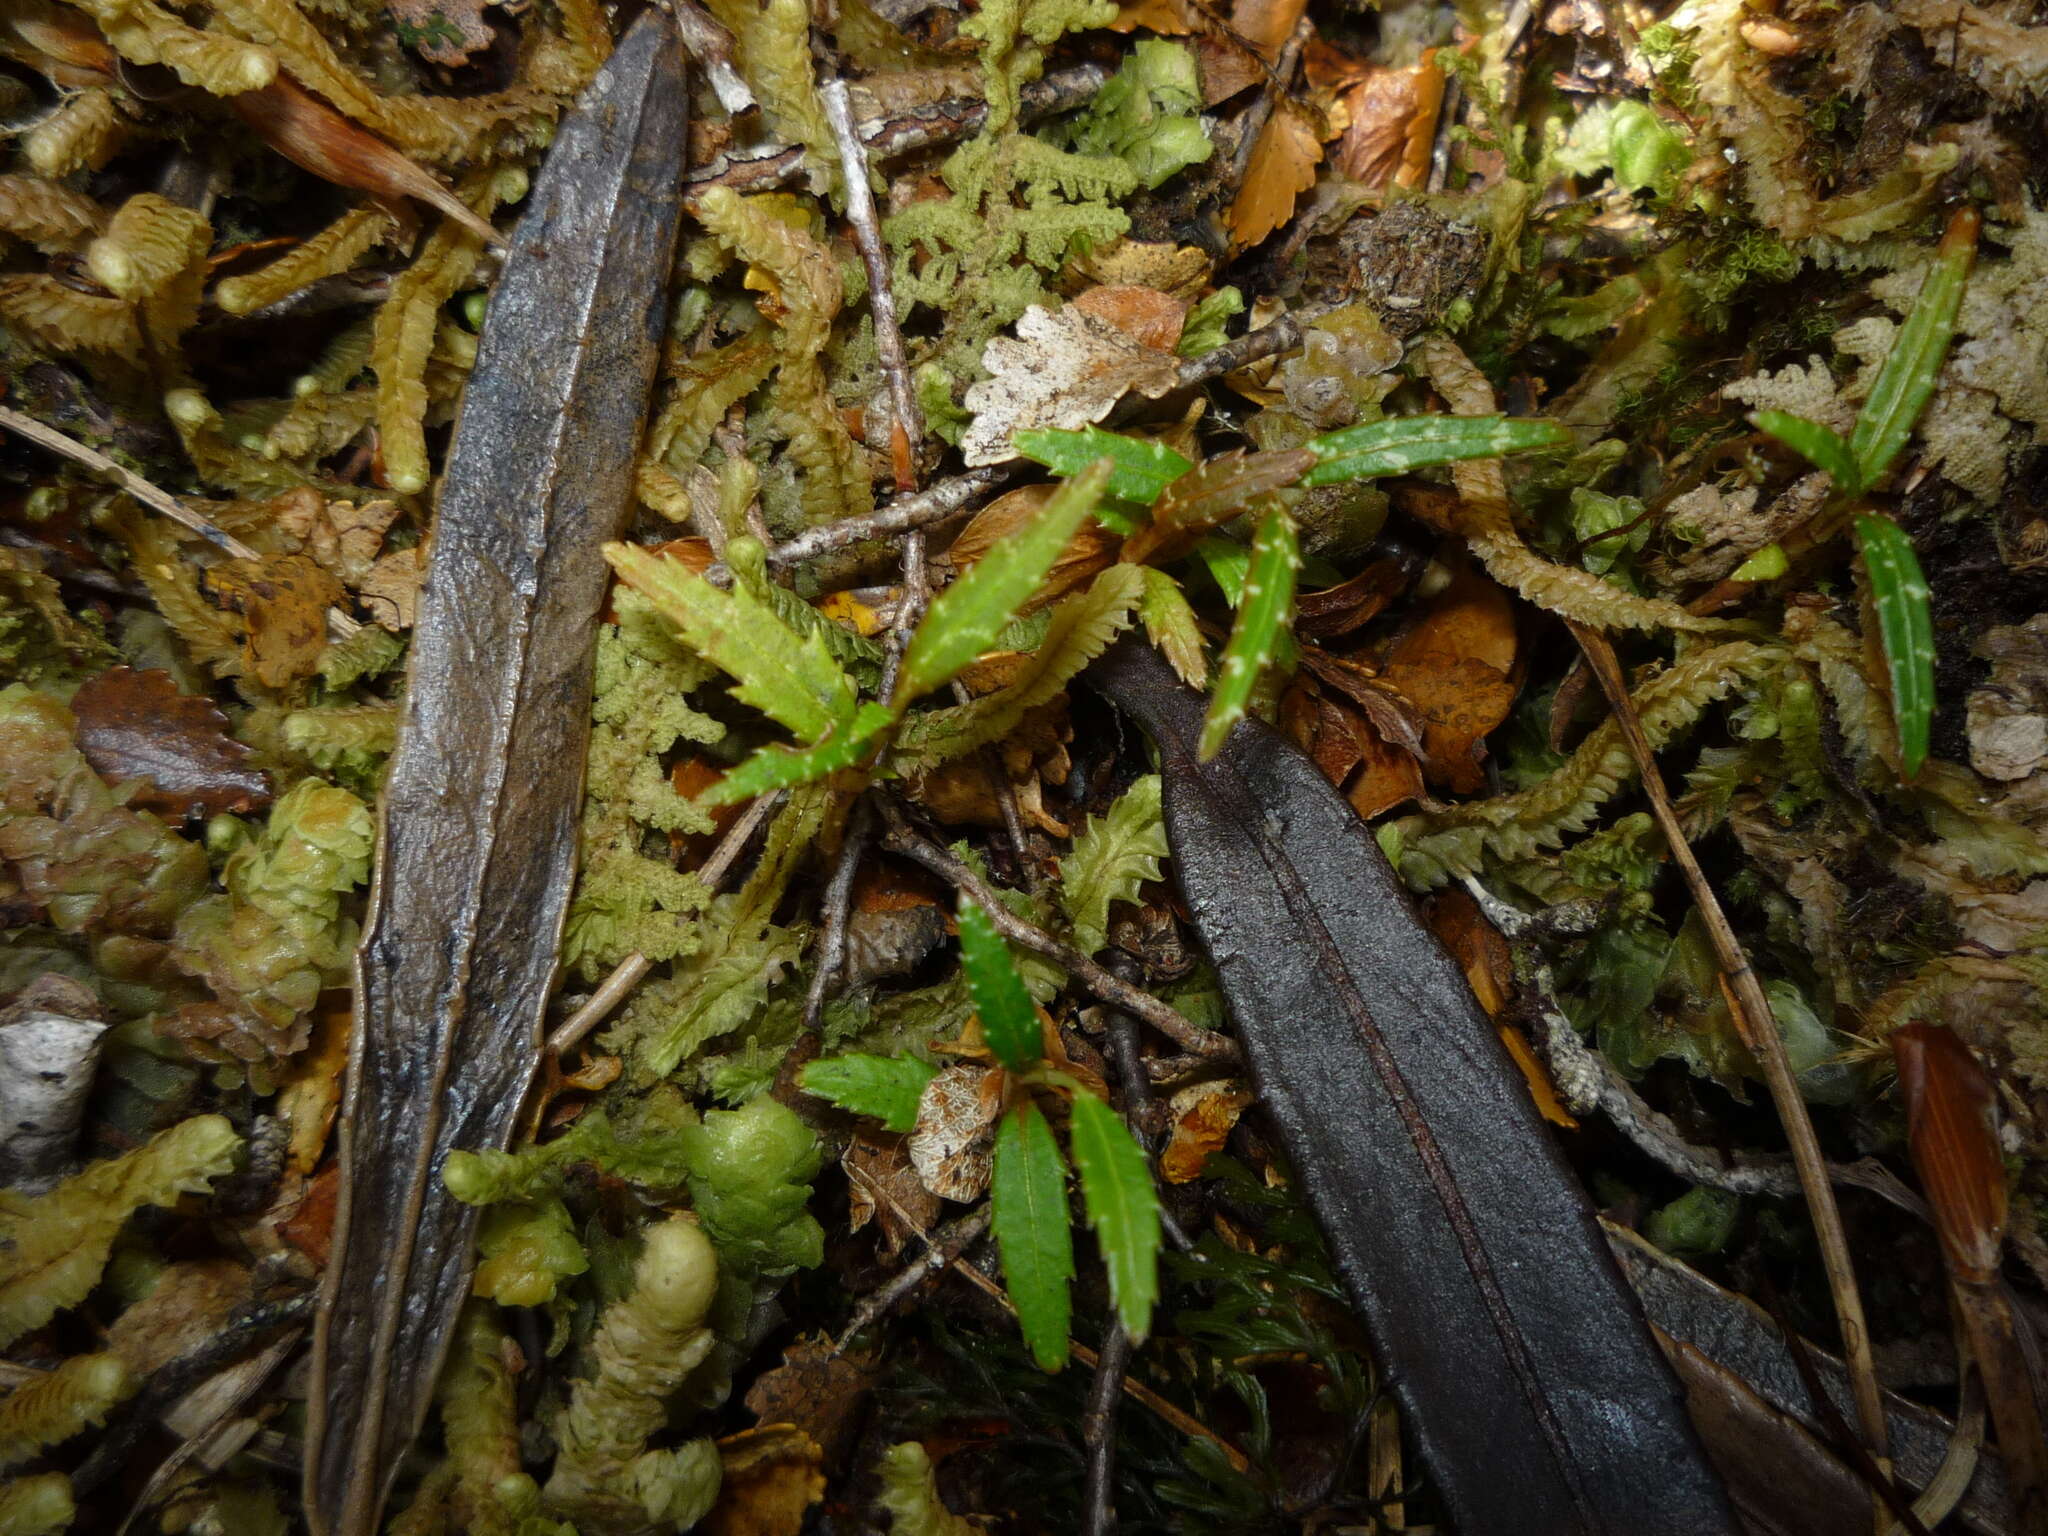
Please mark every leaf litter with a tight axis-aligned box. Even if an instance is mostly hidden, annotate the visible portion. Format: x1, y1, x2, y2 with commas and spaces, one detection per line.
2, 0, 2048, 1531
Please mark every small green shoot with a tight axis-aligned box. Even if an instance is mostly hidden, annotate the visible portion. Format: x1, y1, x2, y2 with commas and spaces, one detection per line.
1854, 513, 1936, 778
1200, 505, 1299, 759
897, 460, 1112, 703
799, 1053, 939, 1132
1303, 414, 1572, 487
958, 897, 1041, 1070
697, 702, 895, 806
1012, 427, 1193, 504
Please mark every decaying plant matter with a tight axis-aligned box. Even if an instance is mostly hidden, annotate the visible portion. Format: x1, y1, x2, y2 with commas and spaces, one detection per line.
3, 0, 2047, 1532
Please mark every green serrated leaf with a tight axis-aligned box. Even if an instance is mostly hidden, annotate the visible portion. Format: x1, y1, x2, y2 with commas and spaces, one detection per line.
1139, 566, 1208, 687
992, 1100, 1074, 1371
1849, 208, 1979, 491
800, 1053, 939, 1132
1013, 428, 1193, 505
1749, 410, 1860, 494
702, 702, 895, 805
1200, 507, 1299, 760
1060, 774, 1167, 956
1302, 414, 1572, 487
957, 897, 1041, 1070
606, 542, 857, 741
1067, 1091, 1161, 1342
1854, 513, 1935, 779
896, 461, 1112, 704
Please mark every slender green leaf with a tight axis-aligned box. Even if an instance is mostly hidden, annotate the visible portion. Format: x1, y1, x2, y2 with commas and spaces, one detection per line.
1067, 1091, 1161, 1341
1303, 414, 1572, 487
1849, 207, 1979, 490
701, 702, 895, 805
992, 1100, 1074, 1371
1749, 410, 1860, 494
896, 461, 1112, 704
606, 541, 856, 740
1139, 566, 1208, 686
800, 1053, 939, 1132
958, 897, 1041, 1070
1196, 536, 1250, 606
1855, 513, 1936, 779
1013, 427, 1193, 505
1059, 774, 1167, 956
1199, 506, 1299, 760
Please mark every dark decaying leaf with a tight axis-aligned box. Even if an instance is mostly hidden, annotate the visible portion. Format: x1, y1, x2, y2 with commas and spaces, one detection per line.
305, 19, 690, 1536
1088, 636, 1736, 1536
70, 667, 272, 817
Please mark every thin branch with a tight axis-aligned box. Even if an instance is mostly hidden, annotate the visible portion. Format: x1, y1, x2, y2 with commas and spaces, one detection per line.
683, 65, 1110, 200
1083, 1320, 1134, 1536
878, 804, 1235, 1059
545, 789, 785, 1058
803, 799, 873, 1033
0, 404, 361, 641
1173, 313, 1304, 389
1568, 623, 1890, 1476
757, 464, 1018, 570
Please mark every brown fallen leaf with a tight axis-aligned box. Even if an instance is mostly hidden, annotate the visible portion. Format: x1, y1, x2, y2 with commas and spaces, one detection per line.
1067, 239, 1215, 298
385, 0, 495, 67
106, 1258, 252, 1376
744, 1336, 883, 1467
276, 493, 405, 587
1230, 0, 1306, 62
943, 483, 1120, 608
275, 991, 353, 1176
1379, 561, 1520, 793
960, 304, 1181, 467
1426, 887, 1574, 1128
845, 1130, 941, 1255
1296, 558, 1409, 641
205, 553, 345, 687
1160, 1077, 1253, 1182
1226, 99, 1323, 250
280, 1161, 341, 1269
1334, 53, 1445, 189
706, 1425, 826, 1536
357, 544, 424, 631
1193, 33, 1268, 105
70, 667, 272, 818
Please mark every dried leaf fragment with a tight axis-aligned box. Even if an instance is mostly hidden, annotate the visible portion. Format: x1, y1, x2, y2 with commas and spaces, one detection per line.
205, 554, 344, 687
71, 667, 272, 817
907, 1064, 1003, 1201
961, 305, 1182, 467
1226, 99, 1322, 250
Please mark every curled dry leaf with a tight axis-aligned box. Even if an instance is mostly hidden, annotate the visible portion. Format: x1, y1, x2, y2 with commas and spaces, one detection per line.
71, 666, 272, 817
1226, 98, 1323, 251
961, 304, 1182, 467
907, 1063, 1004, 1202
1296, 557, 1410, 640
1334, 53, 1444, 188
1160, 1077, 1253, 1182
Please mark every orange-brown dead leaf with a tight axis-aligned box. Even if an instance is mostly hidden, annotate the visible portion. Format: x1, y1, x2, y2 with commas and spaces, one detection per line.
1380, 561, 1520, 793
1072, 283, 1190, 352
280, 1161, 341, 1268
1161, 1078, 1253, 1182
1296, 558, 1409, 640
227, 73, 499, 246
706, 1425, 826, 1536
1335, 53, 1445, 189
1427, 888, 1575, 1128
1227, 100, 1323, 250
1230, 0, 1306, 62
276, 990, 353, 1175
205, 552, 345, 687
1894, 1023, 2006, 1285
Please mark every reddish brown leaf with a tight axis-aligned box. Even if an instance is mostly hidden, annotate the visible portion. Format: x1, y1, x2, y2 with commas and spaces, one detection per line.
1071, 284, 1190, 352
1160, 1077, 1252, 1182
1230, 0, 1306, 62
206, 552, 345, 687
227, 72, 499, 245
1226, 99, 1323, 249
281, 1161, 341, 1268
743, 1336, 882, 1466
1379, 562, 1520, 794
1296, 558, 1409, 640
1893, 1023, 2006, 1286
1335, 54, 1445, 189
71, 666, 272, 817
